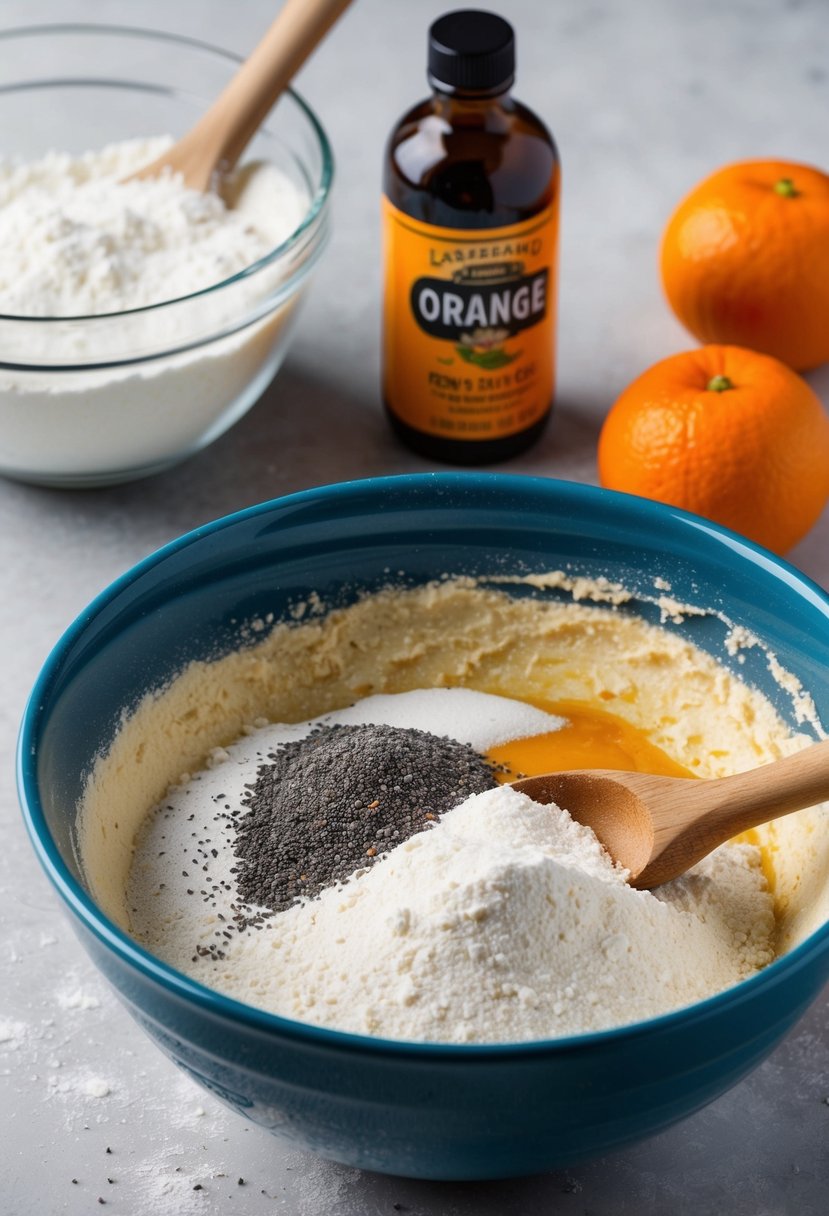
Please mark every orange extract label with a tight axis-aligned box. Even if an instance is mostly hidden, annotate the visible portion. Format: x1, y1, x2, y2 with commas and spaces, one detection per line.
382, 197, 558, 440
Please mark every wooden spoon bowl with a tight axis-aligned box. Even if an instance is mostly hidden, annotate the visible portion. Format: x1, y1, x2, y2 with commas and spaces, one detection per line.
513, 736, 829, 889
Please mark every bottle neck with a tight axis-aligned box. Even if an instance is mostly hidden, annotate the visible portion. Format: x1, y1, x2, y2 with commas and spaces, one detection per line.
429, 79, 513, 102
429, 87, 514, 126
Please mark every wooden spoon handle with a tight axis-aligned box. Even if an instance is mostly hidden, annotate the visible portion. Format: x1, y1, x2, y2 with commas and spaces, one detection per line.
663, 735, 829, 840
634, 735, 829, 889
718, 732, 829, 820
188, 0, 352, 172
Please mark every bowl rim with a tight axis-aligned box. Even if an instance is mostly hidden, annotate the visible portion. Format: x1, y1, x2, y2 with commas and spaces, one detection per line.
0, 22, 334, 324
17, 472, 829, 1060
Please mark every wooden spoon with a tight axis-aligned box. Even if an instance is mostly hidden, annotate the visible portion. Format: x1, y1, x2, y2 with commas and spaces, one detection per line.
513, 737, 829, 889
129, 0, 352, 191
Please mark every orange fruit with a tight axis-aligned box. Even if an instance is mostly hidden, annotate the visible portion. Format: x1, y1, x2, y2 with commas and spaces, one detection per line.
597, 345, 829, 554
660, 160, 829, 371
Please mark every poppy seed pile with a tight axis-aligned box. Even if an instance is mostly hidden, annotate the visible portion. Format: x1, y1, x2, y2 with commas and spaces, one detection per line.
232, 722, 498, 913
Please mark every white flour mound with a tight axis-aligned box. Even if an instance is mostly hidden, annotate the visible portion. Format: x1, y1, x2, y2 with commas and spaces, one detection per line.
0, 137, 302, 316
0, 136, 310, 480
210, 784, 774, 1041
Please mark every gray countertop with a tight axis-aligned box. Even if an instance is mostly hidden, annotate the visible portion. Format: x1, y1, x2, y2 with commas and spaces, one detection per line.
3, 0, 829, 1212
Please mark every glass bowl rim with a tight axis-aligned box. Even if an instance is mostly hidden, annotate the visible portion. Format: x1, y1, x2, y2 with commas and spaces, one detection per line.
0, 21, 334, 323
16, 472, 829, 1061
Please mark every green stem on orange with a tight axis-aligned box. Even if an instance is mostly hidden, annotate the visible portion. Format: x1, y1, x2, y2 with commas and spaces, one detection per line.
774, 177, 799, 198
707, 375, 735, 393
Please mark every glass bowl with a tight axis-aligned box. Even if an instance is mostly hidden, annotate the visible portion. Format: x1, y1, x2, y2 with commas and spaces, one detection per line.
17, 474, 829, 1179
0, 24, 332, 487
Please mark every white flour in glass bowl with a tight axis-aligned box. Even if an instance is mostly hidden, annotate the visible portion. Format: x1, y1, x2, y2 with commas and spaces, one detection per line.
0, 137, 322, 486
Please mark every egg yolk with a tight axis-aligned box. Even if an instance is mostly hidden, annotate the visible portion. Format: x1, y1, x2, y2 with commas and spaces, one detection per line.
486, 699, 691, 781
485, 698, 778, 895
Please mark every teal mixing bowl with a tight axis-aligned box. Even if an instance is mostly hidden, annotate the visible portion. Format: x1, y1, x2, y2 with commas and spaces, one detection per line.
17, 474, 829, 1179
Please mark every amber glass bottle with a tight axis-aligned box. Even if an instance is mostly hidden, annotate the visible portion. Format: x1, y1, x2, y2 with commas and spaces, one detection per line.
382, 10, 560, 463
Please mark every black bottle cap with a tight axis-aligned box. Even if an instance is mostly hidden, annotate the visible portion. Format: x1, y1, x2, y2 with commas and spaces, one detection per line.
428, 10, 516, 94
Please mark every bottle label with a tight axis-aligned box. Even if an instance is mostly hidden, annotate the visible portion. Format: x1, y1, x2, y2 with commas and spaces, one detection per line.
382, 197, 558, 441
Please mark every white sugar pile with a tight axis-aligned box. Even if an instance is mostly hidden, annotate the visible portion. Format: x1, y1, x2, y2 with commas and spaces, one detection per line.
310, 687, 565, 750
